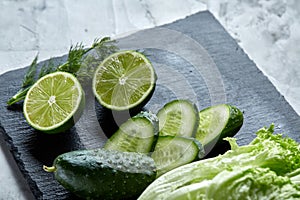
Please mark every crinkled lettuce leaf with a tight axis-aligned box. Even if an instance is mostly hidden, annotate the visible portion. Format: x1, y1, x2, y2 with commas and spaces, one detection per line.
167, 167, 300, 200
138, 124, 300, 200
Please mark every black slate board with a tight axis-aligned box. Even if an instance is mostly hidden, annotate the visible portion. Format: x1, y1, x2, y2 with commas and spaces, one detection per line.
1, 11, 299, 199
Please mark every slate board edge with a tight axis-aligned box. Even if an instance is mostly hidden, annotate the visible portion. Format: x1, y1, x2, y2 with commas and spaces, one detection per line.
0, 124, 40, 199
0, 55, 68, 199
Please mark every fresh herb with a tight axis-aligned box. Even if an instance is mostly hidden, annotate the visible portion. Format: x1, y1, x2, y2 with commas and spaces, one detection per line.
6, 55, 39, 106
77, 37, 119, 82
38, 59, 56, 79
7, 37, 118, 106
22, 55, 38, 88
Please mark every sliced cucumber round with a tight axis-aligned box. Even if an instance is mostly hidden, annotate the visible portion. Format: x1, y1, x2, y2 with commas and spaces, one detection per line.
151, 136, 204, 177
104, 111, 158, 153
195, 104, 243, 152
157, 99, 199, 137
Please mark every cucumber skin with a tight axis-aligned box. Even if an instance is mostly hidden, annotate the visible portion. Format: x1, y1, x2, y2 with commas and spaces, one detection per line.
133, 111, 159, 135
223, 105, 244, 138
203, 104, 244, 151
190, 102, 199, 138
53, 149, 156, 200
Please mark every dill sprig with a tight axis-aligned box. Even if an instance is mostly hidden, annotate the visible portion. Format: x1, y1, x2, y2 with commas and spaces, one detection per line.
22, 54, 38, 88
6, 55, 39, 106
7, 37, 118, 106
39, 59, 56, 79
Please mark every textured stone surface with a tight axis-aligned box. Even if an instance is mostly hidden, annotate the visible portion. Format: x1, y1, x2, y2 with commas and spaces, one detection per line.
208, 0, 300, 115
1, 11, 300, 199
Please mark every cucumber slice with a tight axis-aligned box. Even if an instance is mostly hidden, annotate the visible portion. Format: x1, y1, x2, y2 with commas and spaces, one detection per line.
151, 136, 204, 177
195, 104, 243, 152
157, 99, 199, 137
104, 111, 159, 153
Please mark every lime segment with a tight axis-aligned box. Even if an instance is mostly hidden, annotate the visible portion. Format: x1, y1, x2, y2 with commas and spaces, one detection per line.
93, 50, 156, 110
24, 71, 84, 133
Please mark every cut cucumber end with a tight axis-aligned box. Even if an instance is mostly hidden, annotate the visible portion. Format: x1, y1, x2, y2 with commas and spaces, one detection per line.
196, 104, 230, 145
151, 136, 203, 177
104, 111, 159, 153
157, 99, 199, 137
195, 104, 244, 155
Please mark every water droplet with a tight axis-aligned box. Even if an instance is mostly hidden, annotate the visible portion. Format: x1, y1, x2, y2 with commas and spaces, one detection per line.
117, 165, 123, 170
136, 164, 141, 169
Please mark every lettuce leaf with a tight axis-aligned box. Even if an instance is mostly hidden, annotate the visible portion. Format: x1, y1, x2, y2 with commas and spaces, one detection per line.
138, 124, 300, 200
167, 167, 300, 200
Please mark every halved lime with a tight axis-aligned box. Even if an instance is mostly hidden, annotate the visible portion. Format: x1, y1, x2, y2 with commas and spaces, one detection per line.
23, 71, 85, 134
92, 50, 157, 111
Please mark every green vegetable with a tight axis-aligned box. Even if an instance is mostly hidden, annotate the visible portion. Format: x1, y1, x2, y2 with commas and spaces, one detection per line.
157, 99, 199, 137
167, 167, 300, 200
44, 148, 156, 200
138, 124, 300, 199
104, 111, 159, 153
195, 104, 243, 153
7, 37, 118, 106
151, 136, 204, 177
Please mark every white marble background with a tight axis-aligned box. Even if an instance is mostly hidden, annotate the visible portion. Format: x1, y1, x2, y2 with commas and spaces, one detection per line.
0, 0, 299, 199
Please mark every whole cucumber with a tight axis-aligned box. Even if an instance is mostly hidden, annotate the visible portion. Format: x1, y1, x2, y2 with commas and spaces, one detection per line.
44, 148, 157, 200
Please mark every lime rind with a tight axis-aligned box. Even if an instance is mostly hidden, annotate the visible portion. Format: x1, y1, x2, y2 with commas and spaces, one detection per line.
92, 50, 156, 111
23, 72, 84, 133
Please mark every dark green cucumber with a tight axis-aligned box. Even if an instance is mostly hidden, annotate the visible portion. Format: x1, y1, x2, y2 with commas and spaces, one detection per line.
104, 111, 158, 153
151, 136, 204, 177
43, 149, 156, 200
195, 104, 243, 153
157, 99, 199, 137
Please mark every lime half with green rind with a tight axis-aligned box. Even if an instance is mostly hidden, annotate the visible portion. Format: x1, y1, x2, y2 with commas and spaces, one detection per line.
23, 71, 85, 134
92, 50, 157, 111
